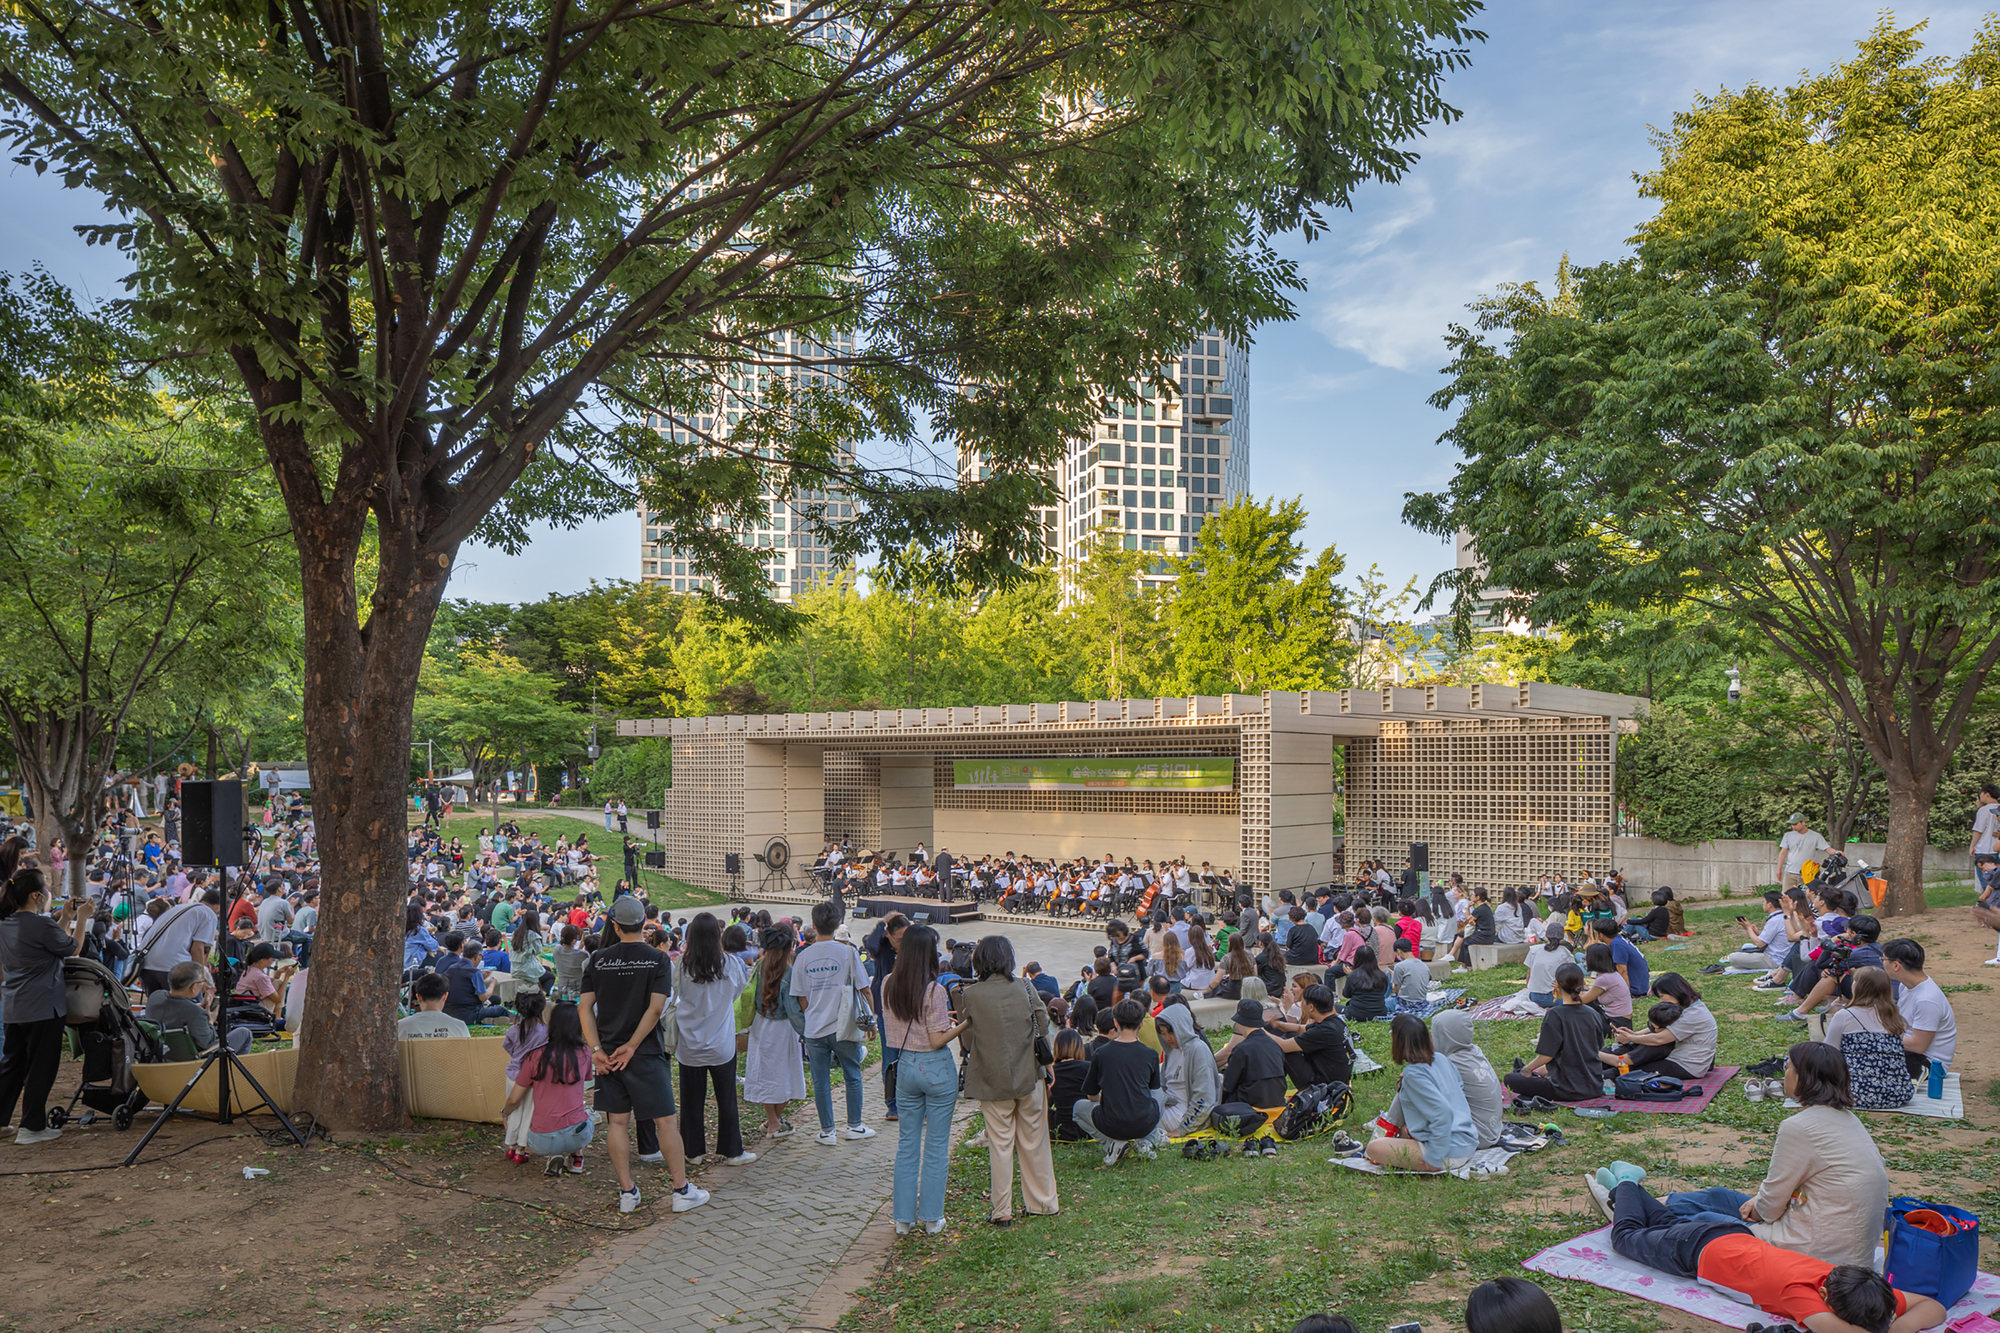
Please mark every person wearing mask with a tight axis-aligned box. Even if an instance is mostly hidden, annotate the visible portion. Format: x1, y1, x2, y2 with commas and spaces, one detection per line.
957, 935, 1059, 1225
1074, 998, 1162, 1166
672, 912, 753, 1168
1502, 964, 1609, 1104
881, 924, 966, 1235
1156, 1002, 1222, 1137
1365, 1013, 1477, 1173
0, 868, 91, 1143
1654, 1042, 1887, 1266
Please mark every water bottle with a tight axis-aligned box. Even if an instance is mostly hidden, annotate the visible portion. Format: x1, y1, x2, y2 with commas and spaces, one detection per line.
1602, 1079, 1617, 1097
1928, 1060, 1944, 1099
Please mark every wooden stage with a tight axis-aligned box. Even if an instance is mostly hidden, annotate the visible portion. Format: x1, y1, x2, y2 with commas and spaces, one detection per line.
854, 894, 983, 925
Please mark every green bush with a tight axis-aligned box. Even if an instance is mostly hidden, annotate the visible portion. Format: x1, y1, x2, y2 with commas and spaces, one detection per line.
588, 737, 672, 805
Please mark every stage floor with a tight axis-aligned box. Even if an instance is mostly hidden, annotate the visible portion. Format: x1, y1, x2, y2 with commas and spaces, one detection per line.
854, 894, 983, 925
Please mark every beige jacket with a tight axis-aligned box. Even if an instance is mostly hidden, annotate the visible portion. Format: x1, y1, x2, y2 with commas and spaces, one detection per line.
1751, 1104, 1889, 1266
956, 974, 1049, 1103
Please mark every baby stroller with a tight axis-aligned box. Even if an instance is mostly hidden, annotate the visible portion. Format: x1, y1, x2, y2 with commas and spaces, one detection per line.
49, 955, 166, 1130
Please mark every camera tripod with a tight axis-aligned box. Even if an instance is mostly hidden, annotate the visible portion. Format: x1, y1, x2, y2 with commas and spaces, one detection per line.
122, 956, 310, 1167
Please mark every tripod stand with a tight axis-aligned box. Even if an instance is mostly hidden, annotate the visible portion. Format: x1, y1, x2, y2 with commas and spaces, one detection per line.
123, 954, 311, 1167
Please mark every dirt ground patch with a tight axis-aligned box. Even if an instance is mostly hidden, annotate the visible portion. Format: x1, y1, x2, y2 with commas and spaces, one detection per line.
0, 1061, 677, 1333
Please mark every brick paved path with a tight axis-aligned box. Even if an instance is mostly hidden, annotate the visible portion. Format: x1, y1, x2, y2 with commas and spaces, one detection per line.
489, 1073, 966, 1333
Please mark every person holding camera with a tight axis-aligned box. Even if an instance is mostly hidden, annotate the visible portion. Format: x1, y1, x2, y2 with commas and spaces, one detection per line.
1776, 915, 1883, 1024
0, 867, 93, 1143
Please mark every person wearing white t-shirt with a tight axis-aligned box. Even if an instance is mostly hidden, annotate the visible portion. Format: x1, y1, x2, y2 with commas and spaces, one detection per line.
1884, 938, 1957, 1073
1971, 785, 2000, 963
1776, 815, 1830, 890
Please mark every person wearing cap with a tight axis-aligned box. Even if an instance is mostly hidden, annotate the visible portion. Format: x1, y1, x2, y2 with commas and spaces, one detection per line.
581, 893, 709, 1215
1777, 815, 1830, 891
1218, 998, 1287, 1117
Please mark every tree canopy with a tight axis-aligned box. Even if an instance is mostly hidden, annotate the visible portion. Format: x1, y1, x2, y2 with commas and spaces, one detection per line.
1406, 20, 2000, 914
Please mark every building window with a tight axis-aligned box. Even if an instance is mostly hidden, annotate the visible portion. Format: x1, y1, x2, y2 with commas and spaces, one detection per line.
1124, 510, 1136, 529
1122, 424, 1136, 441
1123, 490, 1137, 507
1141, 469, 1155, 485
1142, 512, 1155, 530
1141, 402, 1154, 420
1123, 468, 1137, 484
1140, 447, 1155, 465
1123, 533, 1137, 550
1160, 449, 1173, 467
1178, 536, 1190, 553
1160, 491, 1173, 510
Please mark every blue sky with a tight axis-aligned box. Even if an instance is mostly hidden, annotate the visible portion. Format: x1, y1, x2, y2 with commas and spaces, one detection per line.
3, 2, 1987, 606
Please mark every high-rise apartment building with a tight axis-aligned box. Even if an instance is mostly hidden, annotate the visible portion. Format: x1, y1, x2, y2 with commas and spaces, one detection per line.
981, 330, 1247, 592
638, 330, 858, 602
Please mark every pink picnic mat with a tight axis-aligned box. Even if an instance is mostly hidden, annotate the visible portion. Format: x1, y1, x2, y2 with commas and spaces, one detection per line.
1524, 1225, 2000, 1331
1503, 1066, 1737, 1114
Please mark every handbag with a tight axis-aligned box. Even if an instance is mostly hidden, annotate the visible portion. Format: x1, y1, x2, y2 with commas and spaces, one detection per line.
1884, 1197, 1980, 1307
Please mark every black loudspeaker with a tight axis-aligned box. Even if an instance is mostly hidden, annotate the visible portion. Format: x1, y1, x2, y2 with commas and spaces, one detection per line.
724, 853, 742, 875
646, 809, 661, 830
182, 780, 245, 867
643, 851, 666, 869
1409, 842, 1429, 872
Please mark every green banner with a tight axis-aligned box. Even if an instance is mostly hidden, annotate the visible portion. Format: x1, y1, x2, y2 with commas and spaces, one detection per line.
951, 758, 1234, 791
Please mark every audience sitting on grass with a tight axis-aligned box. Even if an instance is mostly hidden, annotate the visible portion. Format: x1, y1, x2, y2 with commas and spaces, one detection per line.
1523, 922, 1573, 1009
1384, 1010, 1503, 1150
1365, 1013, 1476, 1173
1502, 964, 1610, 1105
1156, 1002, 1222, 1136
1821, 969, 1915, 1109
398, 973, 472, 1038
1882, 939, 1957, 1076
1590, 1178, 1944, 1333
1608, 973, 1717, 1080
1265, 983, 1354, 1090
1641, 1041, 1888, 1266
1072, 998, 1163, 1165
1777, 914, 1883, 1023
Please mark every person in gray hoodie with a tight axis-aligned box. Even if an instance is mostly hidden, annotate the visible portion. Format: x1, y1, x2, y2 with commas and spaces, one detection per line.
1155, 1002, 1221, 1137
1386, 1009, 1504, 1149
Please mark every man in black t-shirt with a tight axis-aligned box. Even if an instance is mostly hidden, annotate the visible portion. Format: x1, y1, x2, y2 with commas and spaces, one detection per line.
1219, 999, 1288, 1109
1269, 984, 1352, 1089
580, 895, 709, 1216
1075, 998, 1161, 1165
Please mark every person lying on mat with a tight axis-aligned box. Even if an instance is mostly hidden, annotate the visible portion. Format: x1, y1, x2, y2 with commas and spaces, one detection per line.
1589, 1179, 1943, 1333
1501, 964, 1610, 1103
1650, 1042, 1888, 1266
1365, 1014, 1477, 1173
1606, 973, 1716, 1079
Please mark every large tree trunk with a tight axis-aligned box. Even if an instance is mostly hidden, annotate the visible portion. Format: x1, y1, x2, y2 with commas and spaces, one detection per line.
288, 504, 456, 1131
1879, 770, 1936, 919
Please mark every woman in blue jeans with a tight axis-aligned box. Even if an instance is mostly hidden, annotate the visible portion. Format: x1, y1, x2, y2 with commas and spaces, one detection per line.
880, 925, 968, 1234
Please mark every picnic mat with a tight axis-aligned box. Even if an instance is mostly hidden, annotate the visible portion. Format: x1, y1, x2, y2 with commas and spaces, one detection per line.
1397, 988, 1468, 1020
1502, 1066, 1737, 1115
1331, 1145, 1517, 1179
1467, 994, 1544, 1021
1524, 1225, 2000, 1331
1786, 1072, 1962, 1120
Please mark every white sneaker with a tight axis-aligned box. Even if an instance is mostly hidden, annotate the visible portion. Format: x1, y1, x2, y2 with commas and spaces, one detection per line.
685, 1154, 706, 1167
924, 1218, 946, 1234
1746, 1081, 1766, 1102
722, 1151, 757, 1165
814, 1129, 839, 1146
895, 1221, 912, 1235
671, 1184, 711, 1213
637, 1151, 665, 1164
1102, 1140, 1128, 1167
13, 1127, 61, 1145
1584, 1174, 1614, 1223
619, 1187, 642, 1214
844, 1124, 876, 1141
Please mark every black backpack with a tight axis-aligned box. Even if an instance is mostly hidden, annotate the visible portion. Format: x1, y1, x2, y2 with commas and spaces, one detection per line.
1613, 1073, 1701, 1101
1274, 1080, 1352, 1140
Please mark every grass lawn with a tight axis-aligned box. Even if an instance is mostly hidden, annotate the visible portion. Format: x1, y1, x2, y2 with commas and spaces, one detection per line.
425, 809, 726, 910
842, 884, 1996, 1333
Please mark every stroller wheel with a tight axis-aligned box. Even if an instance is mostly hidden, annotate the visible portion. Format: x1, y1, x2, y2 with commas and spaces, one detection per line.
113, 1105, 135, 1130
46, 1105, 67, 1128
